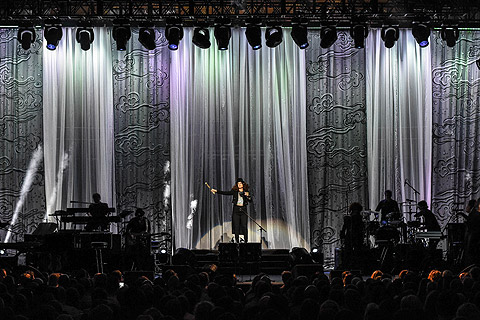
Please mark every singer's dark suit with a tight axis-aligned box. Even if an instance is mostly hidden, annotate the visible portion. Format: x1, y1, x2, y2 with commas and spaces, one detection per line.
216, 190, 252, 241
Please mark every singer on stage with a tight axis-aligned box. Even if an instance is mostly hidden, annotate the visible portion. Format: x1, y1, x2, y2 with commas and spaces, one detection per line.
211, 178, 252, 243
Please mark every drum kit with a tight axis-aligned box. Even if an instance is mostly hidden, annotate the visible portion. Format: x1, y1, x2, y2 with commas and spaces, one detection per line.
361, 200, 432, 248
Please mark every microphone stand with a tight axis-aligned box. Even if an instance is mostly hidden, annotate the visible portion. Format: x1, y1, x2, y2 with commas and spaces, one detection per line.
404, 179, 420, 203
238, 206, 267, 247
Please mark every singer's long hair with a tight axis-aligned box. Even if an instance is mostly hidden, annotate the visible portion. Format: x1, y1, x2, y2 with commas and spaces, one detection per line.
232, 182, 249, 192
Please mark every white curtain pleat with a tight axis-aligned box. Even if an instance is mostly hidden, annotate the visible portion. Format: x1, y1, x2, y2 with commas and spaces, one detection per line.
43, 28, 115, 220
366, 29, 433, 214
171, 28, 310, 250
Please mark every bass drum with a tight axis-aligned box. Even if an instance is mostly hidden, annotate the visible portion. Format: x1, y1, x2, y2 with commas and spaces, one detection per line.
375, 226, 400, 243
367, 221, 380, 234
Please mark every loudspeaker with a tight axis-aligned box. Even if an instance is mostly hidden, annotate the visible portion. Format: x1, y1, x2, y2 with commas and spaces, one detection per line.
44, 232, 75, 251
289, 247, 313, 266
172, 248, 196, 267
219, 243, 238, 262
239, 243, 261, 262
292, 264, 323, 278
74, 232, 114, 250
123, 271, 155, 287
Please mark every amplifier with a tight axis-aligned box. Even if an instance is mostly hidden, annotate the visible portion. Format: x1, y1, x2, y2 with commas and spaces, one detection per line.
74, 232, 121, 251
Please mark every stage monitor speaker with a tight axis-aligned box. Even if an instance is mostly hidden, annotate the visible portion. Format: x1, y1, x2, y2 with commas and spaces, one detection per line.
219, 243, 238, 262
239, 243, 261, 262
74, 232, 114, 250
292, 264, 323, 279
172, 248, 196, 267
123, 271, 155, 287
30, 222, 57, 236
44, 232, 75, 252
289, 247, 313, 266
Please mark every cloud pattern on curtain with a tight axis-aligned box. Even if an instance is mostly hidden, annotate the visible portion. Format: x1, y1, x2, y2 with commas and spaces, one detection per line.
305, 31, 369, 268
431, 30, 480, 224
0, 29, 45, 239
112, 29, 172, 247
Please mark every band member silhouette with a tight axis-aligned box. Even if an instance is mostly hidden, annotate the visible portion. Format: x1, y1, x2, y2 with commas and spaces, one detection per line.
211, 178, 252, 243
376, 190, 401, 223
86, 193, 110, 231
126, 208, 151, 270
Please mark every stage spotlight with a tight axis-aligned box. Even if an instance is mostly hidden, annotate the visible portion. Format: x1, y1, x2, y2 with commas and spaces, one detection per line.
157, 248, 170, 264
113, 26, 131, 51
441, 26, 459, 48
44, 26, 63, 50
265, 26, 283, 48
291, 25, 309, 49
214, 25, 231, 50
76, 27, 94, 51
138, 27, 156, 50
381, 26, 399, 49
17, 27, 36, 50
192, 27, 211, 49
246, 24, 262, 50
412, 23, 430, 48
165, 25, 184, 50
350, 24, 368, 49
311, 247, 324, 264
320, 26, 337, 48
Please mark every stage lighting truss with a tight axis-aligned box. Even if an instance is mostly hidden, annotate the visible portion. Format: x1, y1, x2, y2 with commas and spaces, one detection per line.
7, 0, 480, 29
320, 25, 337, 49
381, 25, 399, 48
76, 26, 94, 51
265, 26, 283, 48
350, 23, 368, 49
245, 22, 262, 50
214, 19, 232, 50
441, 26, 459, 48
412, 23, 430, 47
138, 27, 156, 50
192, 26, 211, 49
291, 24, 309, 49
44, 25, 63, 50
113, 25, 131, 51
17, 27, 36, 50
165, 22, 184, 50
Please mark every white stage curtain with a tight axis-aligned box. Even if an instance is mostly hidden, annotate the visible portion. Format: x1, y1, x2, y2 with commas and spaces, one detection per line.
366, 29, 433, 215
43, 28, 115, 220
171, 28, 310, 250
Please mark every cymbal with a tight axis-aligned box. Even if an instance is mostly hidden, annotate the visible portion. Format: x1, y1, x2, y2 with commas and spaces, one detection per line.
361, 210, 379, 215
119, 210, 133, 218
